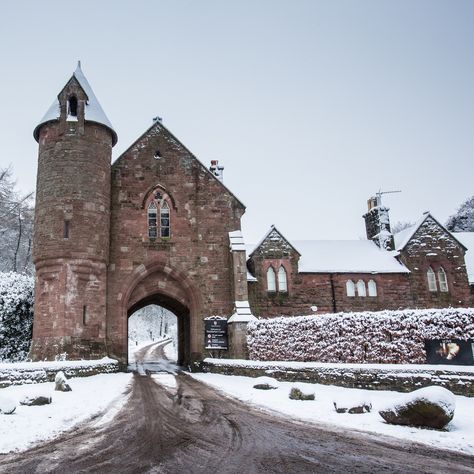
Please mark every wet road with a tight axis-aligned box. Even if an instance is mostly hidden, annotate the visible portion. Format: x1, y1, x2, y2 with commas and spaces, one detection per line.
1, 341, 474, 473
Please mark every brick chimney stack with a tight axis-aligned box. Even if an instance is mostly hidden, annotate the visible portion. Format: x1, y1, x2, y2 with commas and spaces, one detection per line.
363, 195, 395, 251
210, 160, 224, 183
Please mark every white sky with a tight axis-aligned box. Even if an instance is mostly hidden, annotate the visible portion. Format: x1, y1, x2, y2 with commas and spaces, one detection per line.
0, 1, 472, 243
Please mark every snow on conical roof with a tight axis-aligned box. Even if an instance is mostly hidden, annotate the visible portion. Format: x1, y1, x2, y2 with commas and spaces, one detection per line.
33, 62, 117, 146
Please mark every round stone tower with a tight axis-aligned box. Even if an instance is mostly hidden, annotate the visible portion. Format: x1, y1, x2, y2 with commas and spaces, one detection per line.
31, 63, 117, 360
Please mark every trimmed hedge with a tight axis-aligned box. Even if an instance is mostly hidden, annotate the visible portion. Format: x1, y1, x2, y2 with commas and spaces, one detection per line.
247, 308, 474, 364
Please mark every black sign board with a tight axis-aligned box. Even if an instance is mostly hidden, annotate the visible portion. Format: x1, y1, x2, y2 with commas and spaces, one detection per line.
425, 339, 474, 365
204, 318, 228, 350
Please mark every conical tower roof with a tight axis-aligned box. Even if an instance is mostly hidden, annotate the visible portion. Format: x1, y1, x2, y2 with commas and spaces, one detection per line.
33, 62, 117, 146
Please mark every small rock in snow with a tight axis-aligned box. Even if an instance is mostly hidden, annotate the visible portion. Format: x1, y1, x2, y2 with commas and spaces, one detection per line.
289, 384, 315, 401
0, 396, 16, 414
253, 376, 279, 390
20, 394, 52, 406
55, 371, 72, 392
379, 386, 455, 429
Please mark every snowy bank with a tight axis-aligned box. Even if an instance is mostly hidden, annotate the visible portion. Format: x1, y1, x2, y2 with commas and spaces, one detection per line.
191, 373, 474, 455
0, 357, 119, 388
0, 372, 132, 453
202, 358, 474, 396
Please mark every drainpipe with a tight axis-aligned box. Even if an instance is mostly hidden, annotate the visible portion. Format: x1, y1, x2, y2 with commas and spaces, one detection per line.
330, 274, 337, 313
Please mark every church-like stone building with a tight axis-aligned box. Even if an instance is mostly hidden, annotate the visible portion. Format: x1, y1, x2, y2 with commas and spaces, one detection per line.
30, 65, 474, 363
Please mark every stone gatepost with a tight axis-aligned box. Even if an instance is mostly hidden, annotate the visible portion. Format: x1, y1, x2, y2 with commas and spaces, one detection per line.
228, 231, 256, 359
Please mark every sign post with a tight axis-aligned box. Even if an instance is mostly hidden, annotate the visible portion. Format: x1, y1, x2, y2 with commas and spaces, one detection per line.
204, 316, 228, 350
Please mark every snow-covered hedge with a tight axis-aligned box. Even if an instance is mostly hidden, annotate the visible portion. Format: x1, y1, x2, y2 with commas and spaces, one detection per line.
247, 309, 474, 364
0, 272, 34, 362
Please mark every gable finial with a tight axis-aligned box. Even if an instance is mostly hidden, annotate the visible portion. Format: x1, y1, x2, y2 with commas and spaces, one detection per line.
77, 60, 82, 70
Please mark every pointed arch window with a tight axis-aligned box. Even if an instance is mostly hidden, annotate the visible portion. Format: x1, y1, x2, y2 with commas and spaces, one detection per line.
68, 96, 78, 117
160, 201, 170, 238
368, 279, 377, 297
267, 267, 276, 292
346, 280, 355, 297
438, 267, 448, 292
427, 267, 437, 292
278, 266, 288, 293
357, 280, 366, 297
148, 202, 157, 238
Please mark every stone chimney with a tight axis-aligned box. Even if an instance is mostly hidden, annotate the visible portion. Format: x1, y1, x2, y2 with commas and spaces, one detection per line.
210, 160, 224, 183
363, 195, 395, 251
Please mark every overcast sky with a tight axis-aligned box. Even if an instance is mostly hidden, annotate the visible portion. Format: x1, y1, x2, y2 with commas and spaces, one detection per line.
0, 1, 472, 243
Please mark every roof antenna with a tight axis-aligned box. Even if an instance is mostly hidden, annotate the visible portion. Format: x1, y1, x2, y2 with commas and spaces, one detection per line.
376, 189, 401, 206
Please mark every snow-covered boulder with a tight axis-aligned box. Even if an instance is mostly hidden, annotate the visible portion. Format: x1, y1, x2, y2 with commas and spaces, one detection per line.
55, 371, 72, 392
333, 395, 372, 414
20, 394, 52, 406
253, 376, 279, 390
0, 396, 16, 414
379, 386, 455, 429
289, 383, 315, 401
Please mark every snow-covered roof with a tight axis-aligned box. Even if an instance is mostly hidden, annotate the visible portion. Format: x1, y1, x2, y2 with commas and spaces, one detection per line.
248, 225, 300, 258
453, 232, 474, 284
292, 240, 409, 274
33, 63, 117, 146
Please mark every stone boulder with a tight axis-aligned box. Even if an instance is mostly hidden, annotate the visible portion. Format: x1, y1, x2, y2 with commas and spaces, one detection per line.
20, 394, 52, 406
253, 376, 279, 390
379, 386, 455, 429
333, 396, 372, 414
289, 384, 315, 401
0, 396, 16, 414
55, 371, 72, 392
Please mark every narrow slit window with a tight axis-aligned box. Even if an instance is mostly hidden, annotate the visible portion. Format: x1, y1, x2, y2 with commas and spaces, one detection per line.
64, 220, 70, 239
148, 202, 157, 238
357, 280, 366, 297
427, 267, 437, 292
278, 266, 287, 292
68, 96, 78, 117
346, 280, 355, 297
160, 201, 170, 238
83, 305, 88, 325
368, 279, 377, 297
267, 267, 276, 292
438, 267, 448, 292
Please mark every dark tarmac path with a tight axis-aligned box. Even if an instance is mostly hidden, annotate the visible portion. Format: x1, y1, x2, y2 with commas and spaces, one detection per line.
1, 340, 474, 474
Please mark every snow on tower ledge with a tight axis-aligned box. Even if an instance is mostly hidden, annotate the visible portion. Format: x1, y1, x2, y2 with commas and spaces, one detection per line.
228, 301, 257, 323
33, 62, 117, 146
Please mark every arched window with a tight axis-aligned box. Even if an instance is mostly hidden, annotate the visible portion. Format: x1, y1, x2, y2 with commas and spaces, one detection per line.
68, 96, 78, 117
427, 267, 437, 292
357, 280, 366, 297
346, 280, 355, 297
160, 201, 170, 238
267, 267, 276, 292
438, 267, 448, 292
278, 266, 287, 292
368, 279, 377, 297
148, 202, 157, 238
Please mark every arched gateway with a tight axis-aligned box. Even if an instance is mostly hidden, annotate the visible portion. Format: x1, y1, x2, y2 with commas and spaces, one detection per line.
30, 64, 254, 365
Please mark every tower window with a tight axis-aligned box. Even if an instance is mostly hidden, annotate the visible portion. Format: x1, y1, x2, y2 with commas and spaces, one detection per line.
64, 220, 70, 239
427, 267, 437, 292
83, 305, 88, 325
160, 201, 170, 238
68, 96, 78, 117
148, 202, 157, 238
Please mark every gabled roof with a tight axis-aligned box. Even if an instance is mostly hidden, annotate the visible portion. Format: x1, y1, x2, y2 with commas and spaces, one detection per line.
33, 63, 117, 146
248, 225, 301, 258
292, 240, 409, 274
394, 212, 467, 252
453, 232, 474, 284
112, 119, 246, 209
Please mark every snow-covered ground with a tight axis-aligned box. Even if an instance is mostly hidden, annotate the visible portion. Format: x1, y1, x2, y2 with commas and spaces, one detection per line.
0, 373, 132, 453
191, 373, 474, 455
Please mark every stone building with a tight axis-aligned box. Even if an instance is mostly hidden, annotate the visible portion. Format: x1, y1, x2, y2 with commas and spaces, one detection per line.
247, 197, 474, 317
30, 65, 474, 363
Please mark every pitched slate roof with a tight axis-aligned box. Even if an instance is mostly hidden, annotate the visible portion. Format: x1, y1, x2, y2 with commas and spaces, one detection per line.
33, 63, 117, 145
